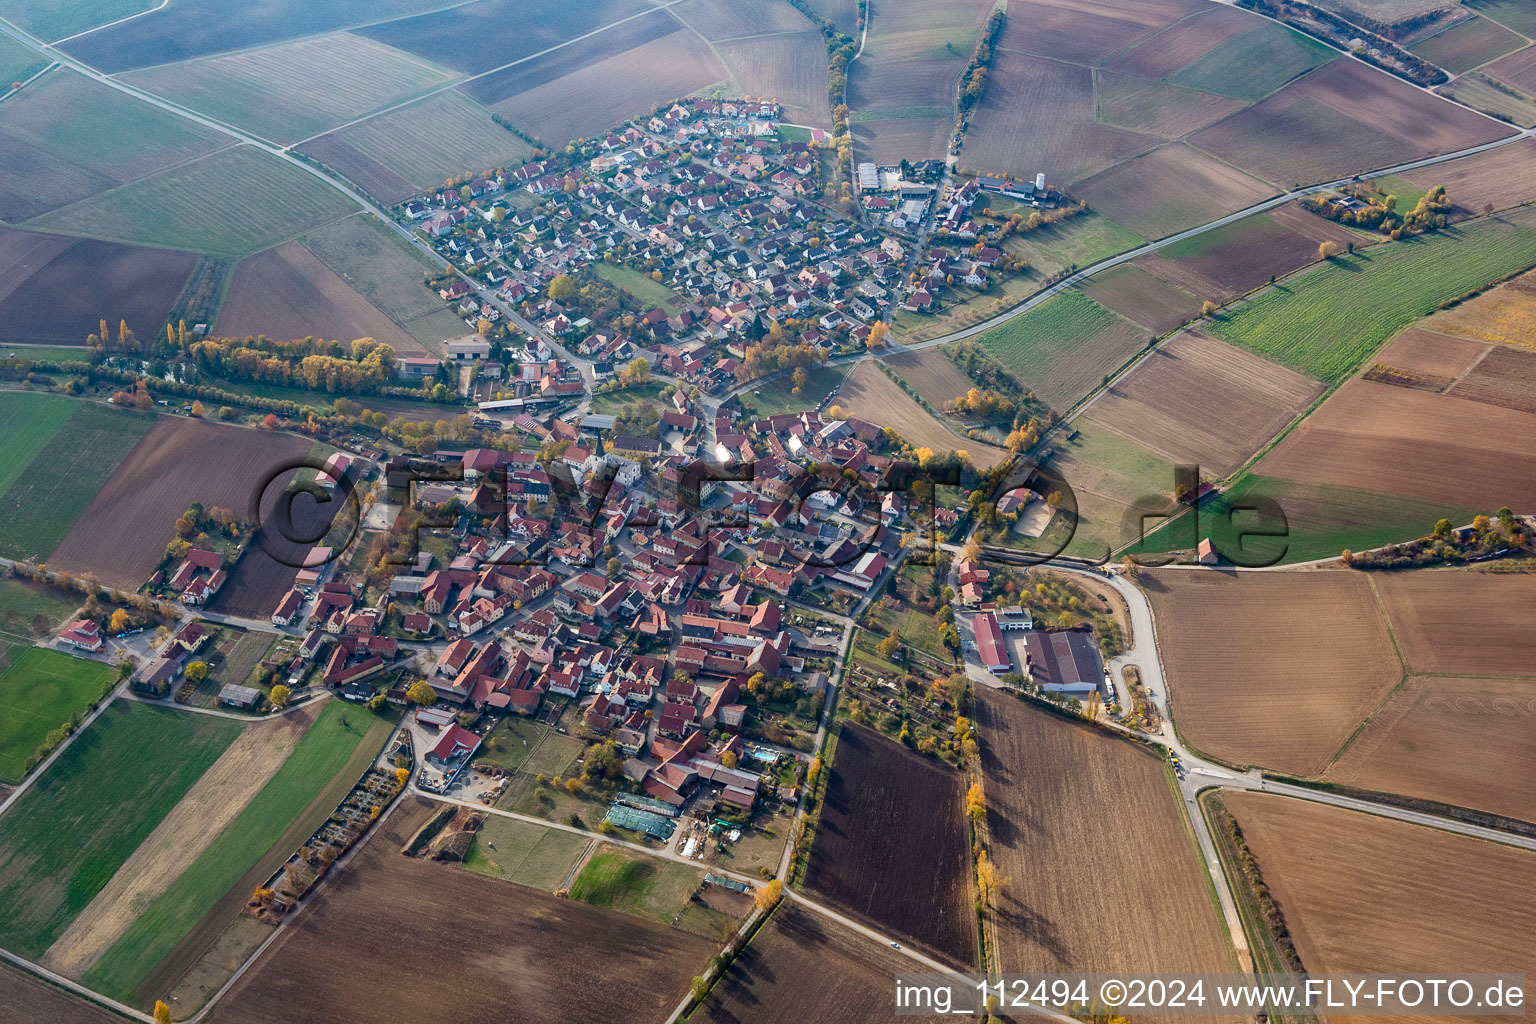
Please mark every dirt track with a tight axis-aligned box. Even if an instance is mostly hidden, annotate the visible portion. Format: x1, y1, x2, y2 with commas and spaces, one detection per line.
44, 709, 313, 977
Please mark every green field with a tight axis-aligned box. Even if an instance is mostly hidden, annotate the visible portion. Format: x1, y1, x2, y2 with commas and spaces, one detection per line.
1131, 473, 1483, 565
0, 398, 154, 561
0, 647, 115, 782
568, 848, 703, 923
0, 344, 91, 363
0, 577, 82, 636
588, 380, 668, 417
998, 209, 1144, 281
593, 262, 682, 309
300, 213, 470, 351
739, 364, 847, 418
1208, 210, 1536, 382
0, 0, 147, 46
1410, 15, 1525, 75
462, 816, 589, 889
30, 145, 355, 256
122, 33, 459, 145
0, 70, 222, 187
0, 702, 240, 958
971, 290, 1151, 410
0, 33, 49, 85
83, 700, 388, 1001
307, 89, 532, 196
1167, 22, 1335, 102
0, 392, 79, 499
1466, 0, 1536, 37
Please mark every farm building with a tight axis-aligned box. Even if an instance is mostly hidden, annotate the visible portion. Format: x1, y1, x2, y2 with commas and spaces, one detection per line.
1023, 631, 1105, 697
974, 612, 1009, 674
857, 162, 879, 192
219, 684, 262, 709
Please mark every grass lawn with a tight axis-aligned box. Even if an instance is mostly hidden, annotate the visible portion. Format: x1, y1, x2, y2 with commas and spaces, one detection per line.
1167, 22, 1334, 102
84, 700, 392, 1001
0, 399, 155, 561
588, 380, 667, 417
777, 125, 812, 143
522, 729, 584, 777
0, 577, 82, 636
738, 364, 847, 418
593, 262, 681, 309
1130, 473, 1482, 565
0, 647, 115, 782
568, 848, 703, 923
0, 345, 90, 364
1208, 210, 1536, 382
0, 702, 240, 959
462, 816, 589, 890
479, 715, 551, 772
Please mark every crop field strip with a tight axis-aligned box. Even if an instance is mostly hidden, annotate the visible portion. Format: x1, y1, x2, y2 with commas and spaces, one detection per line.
0, 648, 114, 784
1410, 13, 1527, 76
27, 144, 357, 257
120, 32, 463, 147
975, 690, 1239, 1014
1221, 792, 1536, 1001
212, 796, 717, 1024
0, 702, 242, 960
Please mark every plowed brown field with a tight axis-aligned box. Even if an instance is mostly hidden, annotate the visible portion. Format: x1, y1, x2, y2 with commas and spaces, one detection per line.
1078, 264, 1200, 334
1374, 570, 1536, 677
1448, 344, 1536, 413
1222, 792, 1536, 1024
1373, 327, 1490, 380
1082, 331, 1322, 475
1074, 143, 1275, 240
1143, 569, 1401, 775
975, 690, 1237, 1007
805, 724, 975, 968
211, 797, 714, 1024
1402, 137, 1536, 214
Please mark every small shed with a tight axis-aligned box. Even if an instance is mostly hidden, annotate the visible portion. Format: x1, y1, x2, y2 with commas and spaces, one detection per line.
219, 684, 262, 709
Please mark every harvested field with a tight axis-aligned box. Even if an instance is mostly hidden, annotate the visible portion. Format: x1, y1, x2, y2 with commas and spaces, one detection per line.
1412, 14, 1525, 75
359, 0, 653, 75
700, 902, 950, 1024
0, 401, 155, 563
1093, 73, 1246, 139
487, 28, 726, 148
1192, 59, 1509, 188
1167, 22, 1335, 102
1077, 263, 1200, 334
1469, 0, 1536, 35
1325, 675, 1536, 822
1448, 343, 1536, 412
29, 145, 354, 257
1375, 570, 1536, 677
836, 361, 1007, 468
712, 32, 832, 126
1136, 208, 1358, 304
1322, 0, 1461, 24
216, 242, 427, 355
1401, 138, 1536, 214
1105, 5, 1262, 79
975, 691, 1236, 989
60, 0, 453, 72
1082, 331, 1323, 476
805, 723, 974, 968
0, 70, 223, 222
1207, 210, 1536, 382
673, 0, 812, 38
301, 214, 468, 354
882, 348, 979, 412
1373, 326, 1491, 379
1221, 791, 1536, 1024
848, 0, 992, 163
1485, 40, 1536, 94
1424, 265, 1536, 351
800, 0, 858, 34
963, 51, 1155, 184
210, 797, 715, 1024
1256, 378, 1536, 514
975, 290, 1150, 410
1142, 569, 1401, 775
0, 702, 241, 959
300, 89, 531, 204
122, 32, 460, 146
0, 236, 196, 346
457, 7, 672, 108
0, 961, 123, 1024
43, 711, 313, 977
1074, 143, 1274, 239
48, 417, 313, 590
999, 0, 1201, 66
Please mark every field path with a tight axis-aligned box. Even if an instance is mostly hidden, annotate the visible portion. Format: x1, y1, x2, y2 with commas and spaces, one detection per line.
42, 709, 313, 977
